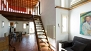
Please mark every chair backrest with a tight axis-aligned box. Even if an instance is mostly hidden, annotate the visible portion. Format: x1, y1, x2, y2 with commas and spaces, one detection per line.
73, 36, 91, 51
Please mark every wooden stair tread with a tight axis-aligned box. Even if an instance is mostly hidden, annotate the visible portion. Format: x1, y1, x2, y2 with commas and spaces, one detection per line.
36, 26, 42, 27
37, 32, 45, 34
34, 16, 39, 18
40, 47, 52, 51
40, 43, 49, 47
38, 35, 46, 38
36, 25, 42, 26
37, 30, 44, 31
34, 16, 54, 51
39, 39, 48, 43
38, 34, 45, 35
35, 23, 42, 24
37, 28, 43, 30
35, 21, 41, 23
41, 39, 48, 42
39, 41, 48, 43
36, 26, 42, 28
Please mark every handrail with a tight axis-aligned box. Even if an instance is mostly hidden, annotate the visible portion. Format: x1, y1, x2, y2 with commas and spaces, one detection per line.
32, 15, 41, 51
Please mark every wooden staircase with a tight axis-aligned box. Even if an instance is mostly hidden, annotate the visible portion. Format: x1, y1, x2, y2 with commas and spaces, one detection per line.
33, 16, 54, 51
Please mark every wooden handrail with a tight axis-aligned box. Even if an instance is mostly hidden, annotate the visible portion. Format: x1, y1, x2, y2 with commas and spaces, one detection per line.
55, 6, 70, 10
32, 16, 41, 51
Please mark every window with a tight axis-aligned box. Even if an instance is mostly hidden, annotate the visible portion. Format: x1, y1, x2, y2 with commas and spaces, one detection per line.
61, 0, 65, 7
61, 15, 68, 33
14, 24, 16, 28
23, 23, 26, 29
2, 21, 4, 28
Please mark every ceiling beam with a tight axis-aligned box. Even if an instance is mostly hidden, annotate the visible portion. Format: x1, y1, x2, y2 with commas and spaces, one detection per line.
0, 11, 32, 17
2, 14, 32, 18
7, 17, 32, 21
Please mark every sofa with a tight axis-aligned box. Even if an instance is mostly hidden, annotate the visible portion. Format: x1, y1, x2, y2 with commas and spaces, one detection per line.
61, 36, 91, 51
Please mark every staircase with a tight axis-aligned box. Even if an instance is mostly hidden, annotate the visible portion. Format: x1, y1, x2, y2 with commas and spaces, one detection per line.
33, 16, 54, 51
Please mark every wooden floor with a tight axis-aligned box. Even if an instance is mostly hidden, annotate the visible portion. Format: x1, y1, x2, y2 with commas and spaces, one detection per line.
10, 34, 38, 51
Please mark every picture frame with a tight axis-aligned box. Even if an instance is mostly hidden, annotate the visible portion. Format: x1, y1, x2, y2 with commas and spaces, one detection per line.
80, 11, 91, 36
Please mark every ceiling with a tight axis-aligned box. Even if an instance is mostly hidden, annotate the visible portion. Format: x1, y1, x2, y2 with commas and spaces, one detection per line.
7, 0, 39, 8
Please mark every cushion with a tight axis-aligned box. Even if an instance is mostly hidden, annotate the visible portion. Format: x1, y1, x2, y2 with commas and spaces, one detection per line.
73, 36, 91, 51
71, 41, 86, 51
65, 47, 73, 51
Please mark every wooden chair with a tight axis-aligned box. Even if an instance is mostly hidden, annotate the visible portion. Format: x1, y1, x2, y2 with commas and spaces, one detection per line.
15, 32, 22, 42
9, 32, 17, 42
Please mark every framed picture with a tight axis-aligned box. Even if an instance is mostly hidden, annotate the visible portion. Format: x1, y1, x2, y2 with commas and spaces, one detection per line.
2, 21, 4, 28
80, 11, 91, 36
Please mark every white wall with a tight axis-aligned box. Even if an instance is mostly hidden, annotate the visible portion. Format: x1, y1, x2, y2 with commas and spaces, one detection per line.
10, 21, 30, 34
55, 0, 70, 8
56, 8, 69, 51
0, 14, 9, 37
69, 2, 91, 40
40, 0, 56, 33
16, 21, 24, 32
56, 8, 69, 42
40, 0, 56, 50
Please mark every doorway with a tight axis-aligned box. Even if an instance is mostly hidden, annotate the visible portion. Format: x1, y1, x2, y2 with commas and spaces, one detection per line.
29, 22, 35, 34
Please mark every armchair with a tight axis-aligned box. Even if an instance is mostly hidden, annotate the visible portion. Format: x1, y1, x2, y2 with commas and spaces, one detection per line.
60, 36, 91, 51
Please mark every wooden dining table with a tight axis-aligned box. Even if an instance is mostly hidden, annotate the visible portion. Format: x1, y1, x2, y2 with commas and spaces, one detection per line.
14, 31, 22, 42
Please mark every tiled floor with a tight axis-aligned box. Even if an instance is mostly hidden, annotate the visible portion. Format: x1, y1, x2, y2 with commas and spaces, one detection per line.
10, 34, 38, 51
